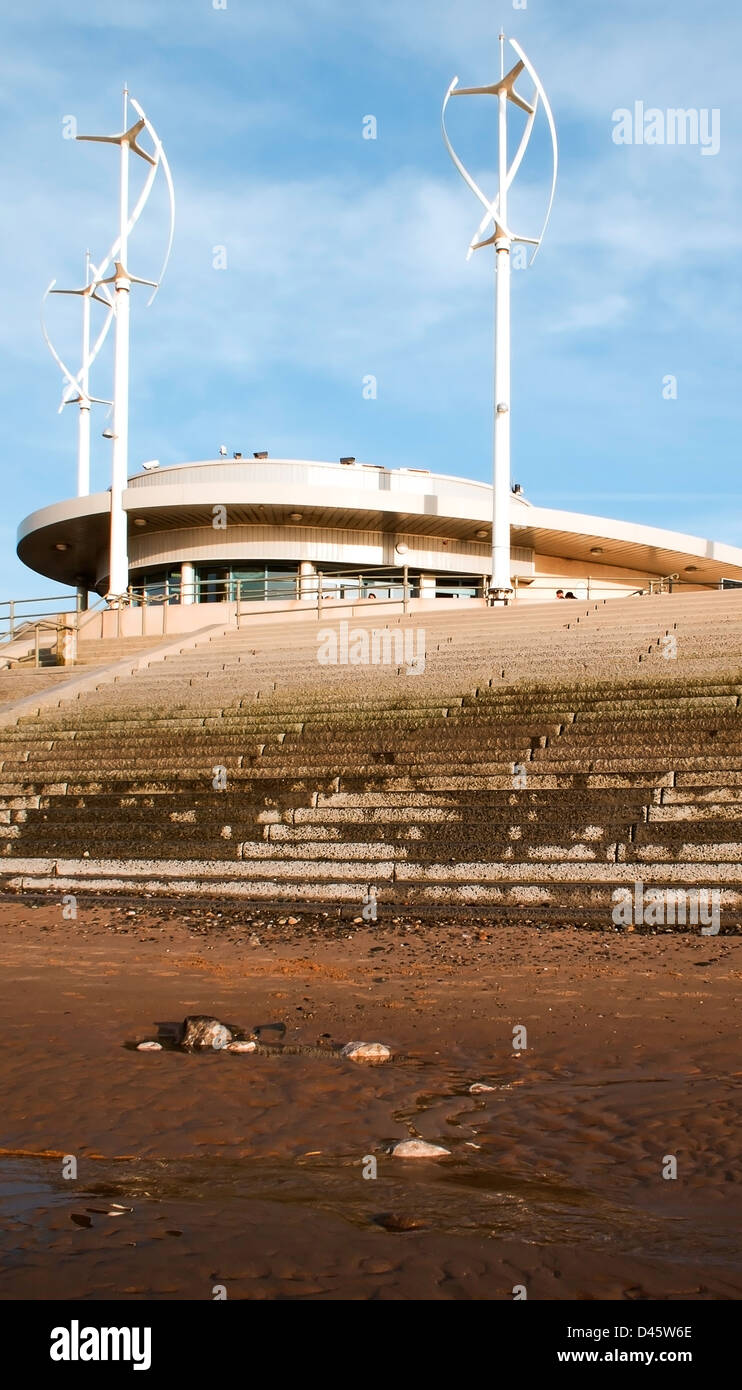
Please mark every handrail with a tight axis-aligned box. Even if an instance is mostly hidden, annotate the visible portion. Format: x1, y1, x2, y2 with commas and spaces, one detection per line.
0, 618, 65, 669
0, 591, 108, 646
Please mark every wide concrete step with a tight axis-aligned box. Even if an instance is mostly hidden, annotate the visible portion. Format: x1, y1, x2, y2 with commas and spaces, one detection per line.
648, 802, 742, 821
0, 758, 693, 780
531, 745, 742, 761
662, 786, 742, 804
21, 787, 650, 812
0, 770, 674, 797
625, 842, 742, 863
1, 856, 738, 915
634, 819, 742, 844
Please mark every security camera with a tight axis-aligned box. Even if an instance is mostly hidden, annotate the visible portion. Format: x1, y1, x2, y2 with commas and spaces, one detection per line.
141, 459, 160, 471
219, 445, 228, 457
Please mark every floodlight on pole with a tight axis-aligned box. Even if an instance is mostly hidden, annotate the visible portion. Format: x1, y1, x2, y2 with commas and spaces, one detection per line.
41, 250, 115, 498
442, 32, 557, 602
76, 88, 175, 603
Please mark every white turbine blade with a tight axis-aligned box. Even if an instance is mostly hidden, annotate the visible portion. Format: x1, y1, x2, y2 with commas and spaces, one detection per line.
89, 153, 159, 290
507, 90, 539, 186
467, 90, 539, 254
509, 37, 558, 264
130, 96, 176, 303
44, 260, 115, 399
40, 280, 82, 409
442, 78, 495, 221
87, 300, 115, 373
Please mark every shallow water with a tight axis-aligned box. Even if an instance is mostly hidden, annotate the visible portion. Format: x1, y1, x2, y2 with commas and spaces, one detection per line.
2, 908, 740, 1300
2, 1056, 740, 1301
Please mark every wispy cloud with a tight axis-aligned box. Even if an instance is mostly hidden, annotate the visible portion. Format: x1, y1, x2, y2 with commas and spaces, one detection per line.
1, 0, 742, 597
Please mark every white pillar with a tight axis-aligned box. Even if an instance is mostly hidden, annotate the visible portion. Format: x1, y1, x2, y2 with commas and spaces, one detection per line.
181, 561, 196, 604
108, 98, 131, 600
77, 254, 91, 497
491, 75, 512, 596
299, 560, 316, 600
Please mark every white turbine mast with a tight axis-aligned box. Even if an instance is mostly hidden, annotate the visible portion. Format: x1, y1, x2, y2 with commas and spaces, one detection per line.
41, 252, 114, 498
442, 32, 557, 601
75, 87, 175, 602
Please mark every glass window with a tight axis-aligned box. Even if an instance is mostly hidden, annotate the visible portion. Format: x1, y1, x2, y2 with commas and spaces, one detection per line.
198, 568, 230, 603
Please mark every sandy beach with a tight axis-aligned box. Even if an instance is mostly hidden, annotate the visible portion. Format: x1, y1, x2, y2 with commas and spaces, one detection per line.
0, 896, 740, 1301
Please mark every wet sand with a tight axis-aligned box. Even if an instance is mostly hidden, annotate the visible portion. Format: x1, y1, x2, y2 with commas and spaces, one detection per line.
1, 897, 740, 1301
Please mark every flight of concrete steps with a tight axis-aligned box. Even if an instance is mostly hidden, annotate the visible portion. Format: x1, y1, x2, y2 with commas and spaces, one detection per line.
1, 590, 741, 922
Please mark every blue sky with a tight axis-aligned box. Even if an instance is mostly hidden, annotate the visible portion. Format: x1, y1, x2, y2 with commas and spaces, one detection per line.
2, 0, 741, 597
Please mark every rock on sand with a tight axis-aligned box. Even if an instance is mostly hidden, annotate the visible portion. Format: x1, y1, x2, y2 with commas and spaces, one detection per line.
180, 1016, 233, 1050
136, 1041, 162, 1051
341, 1041, 392, 1064
391, 1139, 450, 1158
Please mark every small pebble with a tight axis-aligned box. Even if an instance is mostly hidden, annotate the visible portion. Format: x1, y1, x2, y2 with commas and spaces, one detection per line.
136, 1041, 162, 1052
226, 1040, 257, 1053
469, 1082, 496, 1094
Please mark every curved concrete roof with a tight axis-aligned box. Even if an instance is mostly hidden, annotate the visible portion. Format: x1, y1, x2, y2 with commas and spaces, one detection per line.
17, 457, 742, 590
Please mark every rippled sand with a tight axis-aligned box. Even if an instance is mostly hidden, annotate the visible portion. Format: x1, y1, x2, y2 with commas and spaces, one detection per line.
1, 900, 740, 1300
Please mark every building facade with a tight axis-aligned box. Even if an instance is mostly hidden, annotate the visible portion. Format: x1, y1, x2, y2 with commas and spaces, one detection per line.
17, 455, 742, 604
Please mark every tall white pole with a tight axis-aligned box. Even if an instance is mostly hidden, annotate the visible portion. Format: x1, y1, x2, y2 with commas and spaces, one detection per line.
442, 32, 558, 605
492, 32, 512, 595
109, 87, 131, 599
77, 250, 91, 497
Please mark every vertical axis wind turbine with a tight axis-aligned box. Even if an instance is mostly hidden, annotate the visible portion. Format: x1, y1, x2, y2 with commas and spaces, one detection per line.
41, 250, 114, 498
76, 87, 175, 601
442, 32, 557, 601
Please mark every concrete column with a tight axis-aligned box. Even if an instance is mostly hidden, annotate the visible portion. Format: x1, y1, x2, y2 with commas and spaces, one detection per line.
181, 561, 196, 605
419, 573, 436, 599
299, 560, 316, 601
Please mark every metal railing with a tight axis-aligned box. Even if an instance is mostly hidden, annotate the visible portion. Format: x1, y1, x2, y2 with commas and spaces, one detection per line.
514, 571, 712, 600
0, 618, 71, 669
0, 594, 109, 664
124, 568, 489, 622
0, 592, 82, 644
